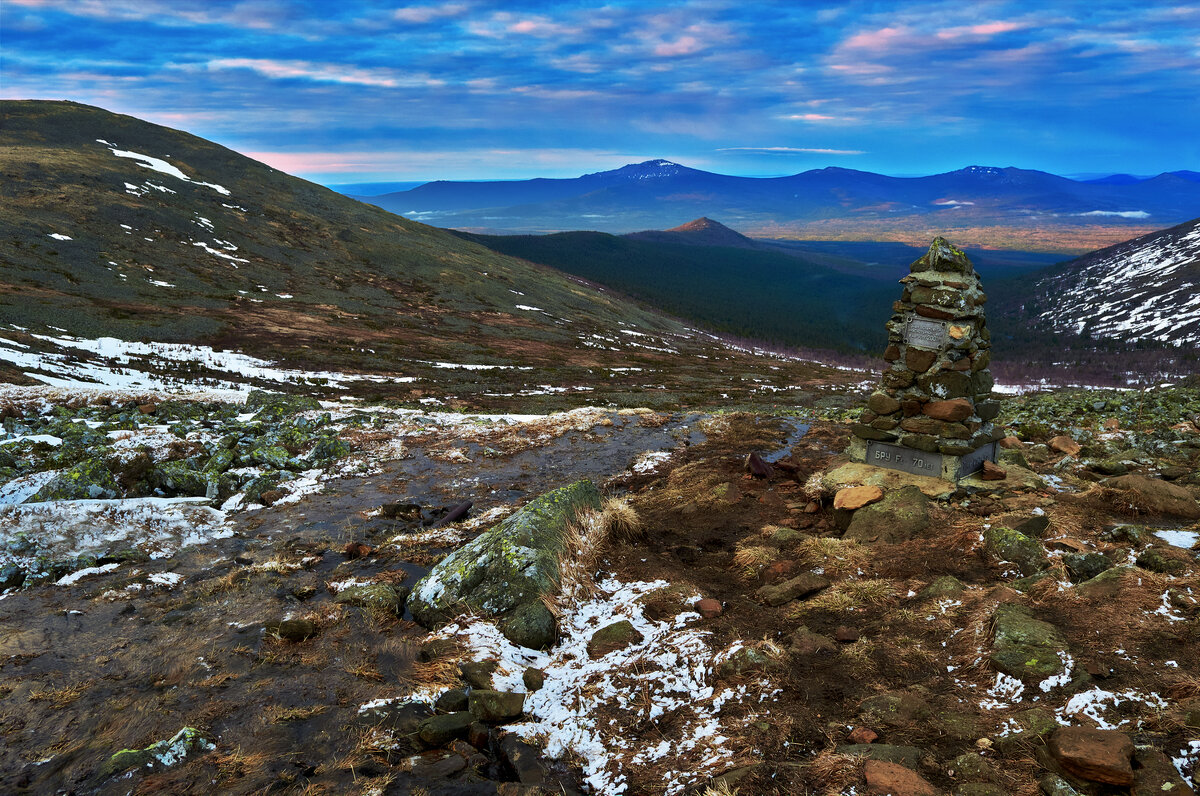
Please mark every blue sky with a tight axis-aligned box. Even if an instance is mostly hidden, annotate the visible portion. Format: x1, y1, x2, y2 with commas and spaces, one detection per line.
3, 1, 1198, 183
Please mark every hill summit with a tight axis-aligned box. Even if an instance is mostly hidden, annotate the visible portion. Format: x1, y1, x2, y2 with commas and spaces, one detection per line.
625, 217, 760, 249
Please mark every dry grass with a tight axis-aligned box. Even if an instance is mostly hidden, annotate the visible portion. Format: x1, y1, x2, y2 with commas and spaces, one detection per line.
732, 543, 776, 580
28, 679, 93, 709
702, 781, 740, 796
788, 578, 896, 617
803, 472, 832, 503
794, 537, 870, 577
267, 705, 328, 723
599, 497, 644, 543
808, 749, 865, 795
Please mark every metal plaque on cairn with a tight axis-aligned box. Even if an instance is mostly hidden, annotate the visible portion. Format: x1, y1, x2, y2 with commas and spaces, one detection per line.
847, 237, 1001, 481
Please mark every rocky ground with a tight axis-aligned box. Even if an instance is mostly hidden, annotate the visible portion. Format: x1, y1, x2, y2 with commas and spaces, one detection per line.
1, 383, 1199, 796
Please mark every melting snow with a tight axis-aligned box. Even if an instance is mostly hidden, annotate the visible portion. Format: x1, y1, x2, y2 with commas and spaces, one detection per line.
103, 145, 231, 195
47, 233, 73, 241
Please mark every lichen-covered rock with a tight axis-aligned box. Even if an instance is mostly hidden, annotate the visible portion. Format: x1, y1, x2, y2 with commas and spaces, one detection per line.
499, 600, 557, 650
984, 526, 1048, 576
100, 727, 214, 777
244, 390, 322, 422
31, 457, 119, 501
408, 480, 601, 629
468, 690, 525, 723
587, 620, 643, 658
149, 461, 208, 497
989, 604, 1068, 681
1063, 552, 1113, 582
844, 485, 930, 543
334, 583, 408, 615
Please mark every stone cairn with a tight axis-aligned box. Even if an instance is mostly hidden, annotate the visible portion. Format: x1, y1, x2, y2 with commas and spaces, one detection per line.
848, 237, 1002, 480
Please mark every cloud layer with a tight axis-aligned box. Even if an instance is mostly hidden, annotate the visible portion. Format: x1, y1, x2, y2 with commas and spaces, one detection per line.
4, 0, 1197, 181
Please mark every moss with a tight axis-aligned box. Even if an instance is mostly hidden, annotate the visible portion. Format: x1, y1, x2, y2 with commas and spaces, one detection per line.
983, 526, 1047, 576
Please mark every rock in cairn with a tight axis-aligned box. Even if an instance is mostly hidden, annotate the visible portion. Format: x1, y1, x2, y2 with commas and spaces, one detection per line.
848, 237, 1003, 480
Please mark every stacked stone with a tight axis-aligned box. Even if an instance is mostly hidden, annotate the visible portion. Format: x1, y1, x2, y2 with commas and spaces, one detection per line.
852, 237, 1003, 460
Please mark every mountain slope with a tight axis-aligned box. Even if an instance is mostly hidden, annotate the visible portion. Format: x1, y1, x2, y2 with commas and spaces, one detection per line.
0, 101, 855, 409
354, 161, 1200, 249
1022, 217, 1200, 347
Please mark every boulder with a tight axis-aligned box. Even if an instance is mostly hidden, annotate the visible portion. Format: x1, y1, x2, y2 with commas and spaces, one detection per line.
756, 572, 829, 606
983, 526, 1047, 576
1063, 552, 1112, 583
1049, 436, 1082, 456
586, 620, 643, 658
1048, 726, 1134, 786
468, 690, 525, 723
244, 390, 322, 421
499, 600, 557, 650
863, 759, 938, 796
418, 712, 474, 746
100, 727, 214, 777
408, 481, 601, 631
334, 583, 408, 615
836, 744, 922, 768
989, 604, 1069, 681
1107, 474, 1200, 519
844, 486, 930, 543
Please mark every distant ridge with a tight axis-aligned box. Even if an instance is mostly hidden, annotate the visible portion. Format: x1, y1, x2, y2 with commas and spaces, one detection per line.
625, 217, 761, 249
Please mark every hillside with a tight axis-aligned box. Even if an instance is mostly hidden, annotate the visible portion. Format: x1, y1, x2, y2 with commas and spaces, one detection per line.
354, 161, 1200, 251
624, 217, 764, 249
0, 101, 858, 411
1024, 216, 1200, 347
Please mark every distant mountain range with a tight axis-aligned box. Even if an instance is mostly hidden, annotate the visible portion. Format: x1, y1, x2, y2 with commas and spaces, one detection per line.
0, 100, 859, 409
351, 160, 1200, 250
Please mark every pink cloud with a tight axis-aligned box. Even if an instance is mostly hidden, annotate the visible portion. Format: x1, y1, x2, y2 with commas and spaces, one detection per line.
785, 113, 836, 121
937, 21, 1027, 40
654, 35, 703, 57
841, 26, 909, 51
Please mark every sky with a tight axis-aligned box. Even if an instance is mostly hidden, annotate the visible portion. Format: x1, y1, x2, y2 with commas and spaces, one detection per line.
3, 1, 1198, 184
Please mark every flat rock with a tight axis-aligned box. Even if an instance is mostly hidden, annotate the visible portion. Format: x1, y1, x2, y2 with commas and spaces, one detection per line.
834, 485, 885, 510
923, 398, 973, 422
823, 461, 955, 500
756, 572, 830, 606
835, 744, 922, 768
863, 759, 939, 796
1107, 474, 1200, 519
1048, 726, 1134, 785
1131, 746, 1196, 795
1049, 436, 1083, 456
586, 619, 643, 657
468, 690, 525, 723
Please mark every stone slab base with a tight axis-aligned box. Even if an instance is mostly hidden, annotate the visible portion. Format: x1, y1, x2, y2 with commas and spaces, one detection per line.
822, 460, 956, 500
848, 437, 998, 482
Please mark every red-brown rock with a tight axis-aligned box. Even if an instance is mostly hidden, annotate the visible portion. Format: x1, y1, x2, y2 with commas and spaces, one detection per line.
847, 726, 878, 744
1048, 436, 1083, 456
138, 402, 157, 414
980, 461, 1007, 481
1048, 726, 1134, 786
915, 304, 955, 321
863, 759, 939, 796
344, 542, 373, 559
905, 348, 937, 373
835, 625, 860, 642
922, 398, 973, 422
763, 560, 799, 583
696, 598, 723, 619
998, 436, 1024, 449
834, 486, 884, 511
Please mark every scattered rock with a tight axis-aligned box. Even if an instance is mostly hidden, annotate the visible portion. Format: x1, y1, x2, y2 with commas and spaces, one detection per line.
716, 643, 784, 678
999, 436, 1024, 449
984, 526, 1048, 576
919, 575, 965, 600
745, 452, 773, 478
499, 599, 557, 650
499, 732, 547, 785
862, 759, 939, 796
434, 689, 469, 714
836, 743, 922, 769
522, 667, 545, 692
468, 690, 525, 723
411, 753, 467, 779
1077, 566, 1140, 599
980, 460, 1006, 480
343, 542, 372, 559
789, 626, 836, 656
834, 485, 884, 511
418, 712, 474, 746
1049, 436, 1082, 457
334, 583, 407, 615
695, 598, 723, 619
848, 726, 878, 744
269, 618, 317, 642
1131, 746, 1196, 795
949, 752, 999, 782
586, 620, 643, 658
756, 572, 830, 606
835, 625, 860, 642
989, 604, 1069, 681
100, 727, 214, 777
1039, 774, 1083, 796
1063, 552, 1112, 583
460, 660, 498, 690
1048, 726, 1134, 786
844, 486, 930, 543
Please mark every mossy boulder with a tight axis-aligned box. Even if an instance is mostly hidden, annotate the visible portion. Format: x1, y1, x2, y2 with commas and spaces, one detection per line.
468, 690, 525, 723
586, 620, 643, 658
920, 575, 965, 600
31, 458, 119, 501
1063, 552, 1113, 583
843, 486, 930, 544
984, 526, 1048, 576
149, 461, 208, 497
408, 480, 601, 632
334, 583, 408, 615
245, 390, 321, 422
989, 604, 1068, 681
499, 600, 557, 650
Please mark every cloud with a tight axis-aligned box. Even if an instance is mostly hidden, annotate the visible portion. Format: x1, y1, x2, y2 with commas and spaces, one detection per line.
717, 147, 865, 156
392, 4, 468, 24
783, 113, 837, 121
198, 58, 434, 89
